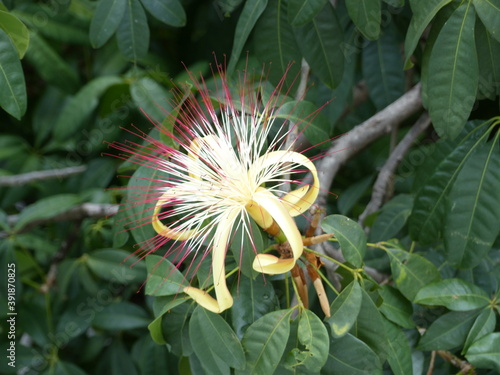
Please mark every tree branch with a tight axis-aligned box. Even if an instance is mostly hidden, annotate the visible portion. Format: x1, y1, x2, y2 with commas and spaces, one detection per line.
0, 166, 87, 187
316, 83, 422, 208
359, 112, 431, 225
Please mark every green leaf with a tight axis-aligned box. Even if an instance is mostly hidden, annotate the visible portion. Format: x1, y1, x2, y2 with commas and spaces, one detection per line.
98, 340, 139, 375
427, 2, 478, 139
86, 248, 147, 284
0, 29, 26, 120
131, 334, 171, 375
362, 23, 405, 110
90, 0, 127, 48
473, 0, 500, 43
444, 139, 500, 268
297, 309, 329, 372
387, 248, 441, 301
52, 76, 123, 141
0, 10, 29, 58
237, 309, 293, 375
475, 21, 500, 100
13, 194, 81, 231
379, 285, 414, 329
52, 361, 88, 375
130, 76, 174, 122
116, 0, 150, 61
337, 175, 373, 216
463, 308, 496, 353
345, 0, 381, 40
383, 319, 413, 375
190, 306, 245, 370
274, 100, 330, 147
294, 3, 344, 89
326, 280, 362, 338
162, 303, 193, 357
145, 254, 188, 296
287, 0, 326, 26
227, 0, 268, 74
322, 215, 367, 267
404, 0, 452, 67
369, 194, 413, 243
418, 310, 479, 351
231, 219, 262, 279
253, 0, 301, 91
465, 332, 500, 372
140, 0, 186, 27
414, 279, 490, 311
93, 302, 150, 330
323, 333, 382, 374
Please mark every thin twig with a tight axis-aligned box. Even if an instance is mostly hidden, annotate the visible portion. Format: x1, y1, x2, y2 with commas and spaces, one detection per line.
0, 166, 87, 187
359, 112, 431, 225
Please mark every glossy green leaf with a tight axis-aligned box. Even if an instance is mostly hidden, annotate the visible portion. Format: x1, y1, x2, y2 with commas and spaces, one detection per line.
362, 23, 405, 110
463, 308, 496, 353
93, 302, 150, 330
140, 0, 186, 27
387, 248, 441, 301
444, 139, 500, 268
465, 332, 500, 372
418, 310, 479, 351
324, 333, 382, 374
294, 3, 344, 89
131, 76, 174, 122
0, 10, 29, 58
383, 319, 413, 375
90, 0, 127, 48
230, 219, 262, 279
86, 248, 146, 283
0, 29, 26, 120
297, 309, 329, 372
145, 254, 188, 296
287, 0, 326, 26
369, 194, 413, 243
237, 309, 293, 375
427, 2, 478, 139
473, 0, 500, 43
475, 21, 500, 100
227, 0, 268, 74
326, 280, 362, 338
274, 100, 330, 147
322, 215, 367, 267
379, 285, 414, 329
414, 279, 490, 311
13, 194, 81, 231
253, 0, 301, 91
116, 0, 150, 61
345, 0, 380, 40
148, 295, 189, 344
404, 0, 452, 67
53, 75, 122, 141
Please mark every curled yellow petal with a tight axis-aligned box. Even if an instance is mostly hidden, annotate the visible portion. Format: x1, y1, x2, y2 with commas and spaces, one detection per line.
152, 190, 198, 240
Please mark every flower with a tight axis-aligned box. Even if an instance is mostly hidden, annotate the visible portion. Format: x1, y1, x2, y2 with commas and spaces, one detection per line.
111, 62, 320, 313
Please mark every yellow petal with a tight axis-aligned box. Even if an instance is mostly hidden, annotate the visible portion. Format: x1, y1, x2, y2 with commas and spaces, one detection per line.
251, 187, 303, 274
152, 190, 198, 240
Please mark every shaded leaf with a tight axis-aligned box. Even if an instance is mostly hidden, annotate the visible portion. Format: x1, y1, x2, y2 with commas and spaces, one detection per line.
287, 0, 327, 26
383, 319, 413, 375
145, 254, 188, 296
465, 332, 500, 372
297, 309, 329, 372
140, 0, 186, 27
326, 280, 362, 338
93, 302, 150, 330
463, 308, 496, 353
116, 0, 150, 61
90, 0, 127, 48
369, 194, 413, 243
475, 21, 500, 100
86, 248, 147, 283
345, 0, 380, 40
379, 285, 414, 329
473, 0, 500, 43
0, 10, 29, 58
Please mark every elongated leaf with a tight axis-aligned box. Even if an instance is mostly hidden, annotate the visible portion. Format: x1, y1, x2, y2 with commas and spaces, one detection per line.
190, 306, 245, 370
379, 285, 414, 329
345, 0, 380, 40
287, 0, 326, 26
383, 319, 413, 375
116, 0, 149, 61
237, 309, 293, 375
362, 23, 405, 110
327, 280, 362, 338
404, 0, 452, 67
418, 310, 479, 351
322, 215, 366, 267
387, 248, 441, 301
473, 0, 500, 43
297, 309, 329, 372
130, 76, 174, 122
90, 0, 127, 48
86, 248, 147, 283
427, 2, 478, 139
414, 279, 490, 311
0, 10, 29, 58
53, 75, 123, 141
230, 219, 262, 279
131, 335, 171, 375
93, 302, 150, 330
253, 0, 301, 91
0, 29, 26, 119
369, 194, 413, 243
140, 0, 186, 27
294, 3, 344, 89
463, 308, 496, 353
145, 254, 188, 296
475, 21, 500, 100
53, 361, 88, 375
465, 332, 500, 372
444, 139, 500, 268
227, 0, 268, 74
148, 296, 188, 344
324, 333, 382, 374
161, 303, 193, 357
